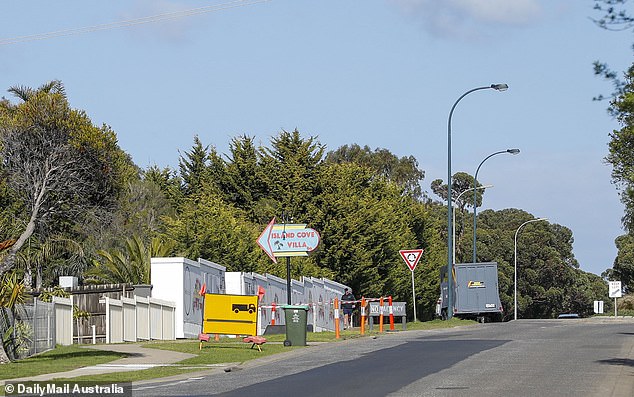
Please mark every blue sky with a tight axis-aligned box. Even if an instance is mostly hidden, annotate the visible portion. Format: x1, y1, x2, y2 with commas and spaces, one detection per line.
1, 1, 631, 276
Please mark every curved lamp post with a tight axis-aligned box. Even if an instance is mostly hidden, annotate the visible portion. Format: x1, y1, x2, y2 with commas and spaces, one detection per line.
453, 185, 493, 265
472, 148, 520, 263
514, 217, 548, 320
446, 83, 508, 319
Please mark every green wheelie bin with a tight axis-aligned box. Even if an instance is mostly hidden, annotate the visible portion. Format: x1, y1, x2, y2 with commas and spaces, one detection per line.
282, 305, 309, 346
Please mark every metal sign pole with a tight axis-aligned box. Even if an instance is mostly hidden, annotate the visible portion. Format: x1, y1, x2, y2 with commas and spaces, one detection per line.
286, 256, 292, 305
411, 270, 417, 323
615, 297, 617, 318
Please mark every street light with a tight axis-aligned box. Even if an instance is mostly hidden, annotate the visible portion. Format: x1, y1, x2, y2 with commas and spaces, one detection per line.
514, 217, 548, 320
446, 83, 508, 319
453, 185, 493, 265
455, 186, 494, 266
472, 148, 520, 263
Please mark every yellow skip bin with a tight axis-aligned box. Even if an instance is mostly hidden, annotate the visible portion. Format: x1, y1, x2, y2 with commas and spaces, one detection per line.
202, 293, 258, 336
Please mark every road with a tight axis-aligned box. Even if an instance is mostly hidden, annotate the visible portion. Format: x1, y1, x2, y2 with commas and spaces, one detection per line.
133, 318, 634, 397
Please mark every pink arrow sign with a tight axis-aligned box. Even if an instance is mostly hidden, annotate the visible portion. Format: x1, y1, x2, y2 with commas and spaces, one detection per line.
257, 217, 277, 263
257, 218, 321, 263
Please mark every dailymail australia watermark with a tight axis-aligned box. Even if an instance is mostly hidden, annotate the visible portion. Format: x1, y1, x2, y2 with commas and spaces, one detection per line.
4, 382, 131, 397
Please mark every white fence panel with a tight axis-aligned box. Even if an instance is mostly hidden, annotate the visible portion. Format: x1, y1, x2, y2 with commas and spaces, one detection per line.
161, 304, 175, 340
136, 296, 150, 341
106, 298, 124, 344
52, 296, 73, 346
102, 296, 175, 343
122, 297, 136, 342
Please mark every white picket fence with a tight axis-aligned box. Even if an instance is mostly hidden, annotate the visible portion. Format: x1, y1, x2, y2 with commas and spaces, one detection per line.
103, 296, 176, 343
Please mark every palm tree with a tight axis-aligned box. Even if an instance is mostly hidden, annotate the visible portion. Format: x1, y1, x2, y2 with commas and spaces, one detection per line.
7, 80, 66, 102
14, 236, 85, 289
86, 236, 175, 285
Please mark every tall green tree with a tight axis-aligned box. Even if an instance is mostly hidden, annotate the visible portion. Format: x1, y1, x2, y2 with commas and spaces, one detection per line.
161, 188, 261, 272
612, 234, 634, 292
475, 209, 601, 318
259, 129, 325, 219
178, 136, 210, 197
208, 135, 269, 223
325, 144, 425, 199
0, 80, 135, 275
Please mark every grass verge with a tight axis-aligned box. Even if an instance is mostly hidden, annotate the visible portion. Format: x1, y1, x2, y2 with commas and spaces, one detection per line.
0, 345, 125, 381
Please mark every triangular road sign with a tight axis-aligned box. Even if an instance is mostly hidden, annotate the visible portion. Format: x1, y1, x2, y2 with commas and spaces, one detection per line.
399, 249, 423, 271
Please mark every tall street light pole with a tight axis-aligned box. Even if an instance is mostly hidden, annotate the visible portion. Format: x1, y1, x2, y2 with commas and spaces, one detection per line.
446, 83, 508, 319
453, 185, 493, 265
514, 217, 548, 320
472, 148, 520, 263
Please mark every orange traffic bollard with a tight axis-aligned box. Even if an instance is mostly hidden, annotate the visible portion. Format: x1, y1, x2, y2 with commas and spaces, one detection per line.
360, 297, 366, 335
334, 298, 340, 339
379, 296, 384, 333
388, 295, 395, 331
271, 302, 276, 326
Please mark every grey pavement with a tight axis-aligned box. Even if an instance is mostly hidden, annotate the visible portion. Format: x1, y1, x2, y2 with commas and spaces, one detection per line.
3, 317, 634, 395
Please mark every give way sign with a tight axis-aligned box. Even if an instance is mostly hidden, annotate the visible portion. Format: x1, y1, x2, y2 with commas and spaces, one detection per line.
399, 249, 423, 271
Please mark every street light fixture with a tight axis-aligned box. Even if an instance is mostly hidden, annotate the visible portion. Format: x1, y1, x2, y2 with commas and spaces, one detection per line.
446, 83, 508, 319
514, 217, 548, 320
472, 148, 520, 263
453, 185, 493, 265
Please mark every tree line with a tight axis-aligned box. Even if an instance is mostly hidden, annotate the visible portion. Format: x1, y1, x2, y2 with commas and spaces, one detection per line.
0, 81, 610, 326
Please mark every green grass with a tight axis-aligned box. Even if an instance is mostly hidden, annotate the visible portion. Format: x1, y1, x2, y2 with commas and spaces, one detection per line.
0, 344, 125, 381
4, 318, 476, 384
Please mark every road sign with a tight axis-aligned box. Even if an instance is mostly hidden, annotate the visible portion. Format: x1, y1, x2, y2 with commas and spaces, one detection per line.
257, 217, 321, 263
609, 281, 622, 298
203, 293, 258, 336
399, 249, 423, 271
399, 249, 423, 323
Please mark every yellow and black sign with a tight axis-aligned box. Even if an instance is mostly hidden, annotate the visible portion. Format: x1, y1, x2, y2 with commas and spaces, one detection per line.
468, 281, 486, 288
202, 293, 258, 336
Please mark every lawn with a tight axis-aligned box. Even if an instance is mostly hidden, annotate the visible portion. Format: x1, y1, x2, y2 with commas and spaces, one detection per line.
0, 345, 125, 381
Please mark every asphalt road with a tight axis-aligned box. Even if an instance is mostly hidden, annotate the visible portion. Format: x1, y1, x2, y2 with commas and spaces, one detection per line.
133, 318, 634, 397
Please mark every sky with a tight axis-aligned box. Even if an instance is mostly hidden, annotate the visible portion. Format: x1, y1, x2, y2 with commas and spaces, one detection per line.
1, 1, 632, 276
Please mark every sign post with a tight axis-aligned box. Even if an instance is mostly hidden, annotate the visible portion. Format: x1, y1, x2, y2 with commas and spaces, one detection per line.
609, 280, 622, 317
399, 249, 423, 323
257, 217, 320, 305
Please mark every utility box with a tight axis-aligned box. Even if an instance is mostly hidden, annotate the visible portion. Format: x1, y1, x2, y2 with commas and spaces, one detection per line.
59, 276, 78, 289
439, 262, 503, 323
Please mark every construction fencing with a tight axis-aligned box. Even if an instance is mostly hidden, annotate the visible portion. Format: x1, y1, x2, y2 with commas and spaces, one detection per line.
0, 299, 57, 360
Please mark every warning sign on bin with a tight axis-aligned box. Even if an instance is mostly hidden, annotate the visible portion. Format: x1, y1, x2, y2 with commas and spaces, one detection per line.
203, 294, 258, 336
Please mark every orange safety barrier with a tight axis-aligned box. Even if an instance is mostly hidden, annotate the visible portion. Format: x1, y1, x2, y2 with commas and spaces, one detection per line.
334, 298, 340, 339
388, 295, 395, 331
360, 297, 366, 335
379, 296, 384, 332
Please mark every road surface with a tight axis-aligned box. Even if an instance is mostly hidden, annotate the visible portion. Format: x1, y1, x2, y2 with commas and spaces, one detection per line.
134, 317, 634, 397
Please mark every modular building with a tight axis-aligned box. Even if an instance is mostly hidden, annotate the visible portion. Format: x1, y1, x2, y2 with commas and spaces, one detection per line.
225, 272, 349, 333
151, 257, 226, 338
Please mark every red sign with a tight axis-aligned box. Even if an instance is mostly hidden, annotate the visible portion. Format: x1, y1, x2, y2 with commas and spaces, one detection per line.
399, 249, 423, 271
